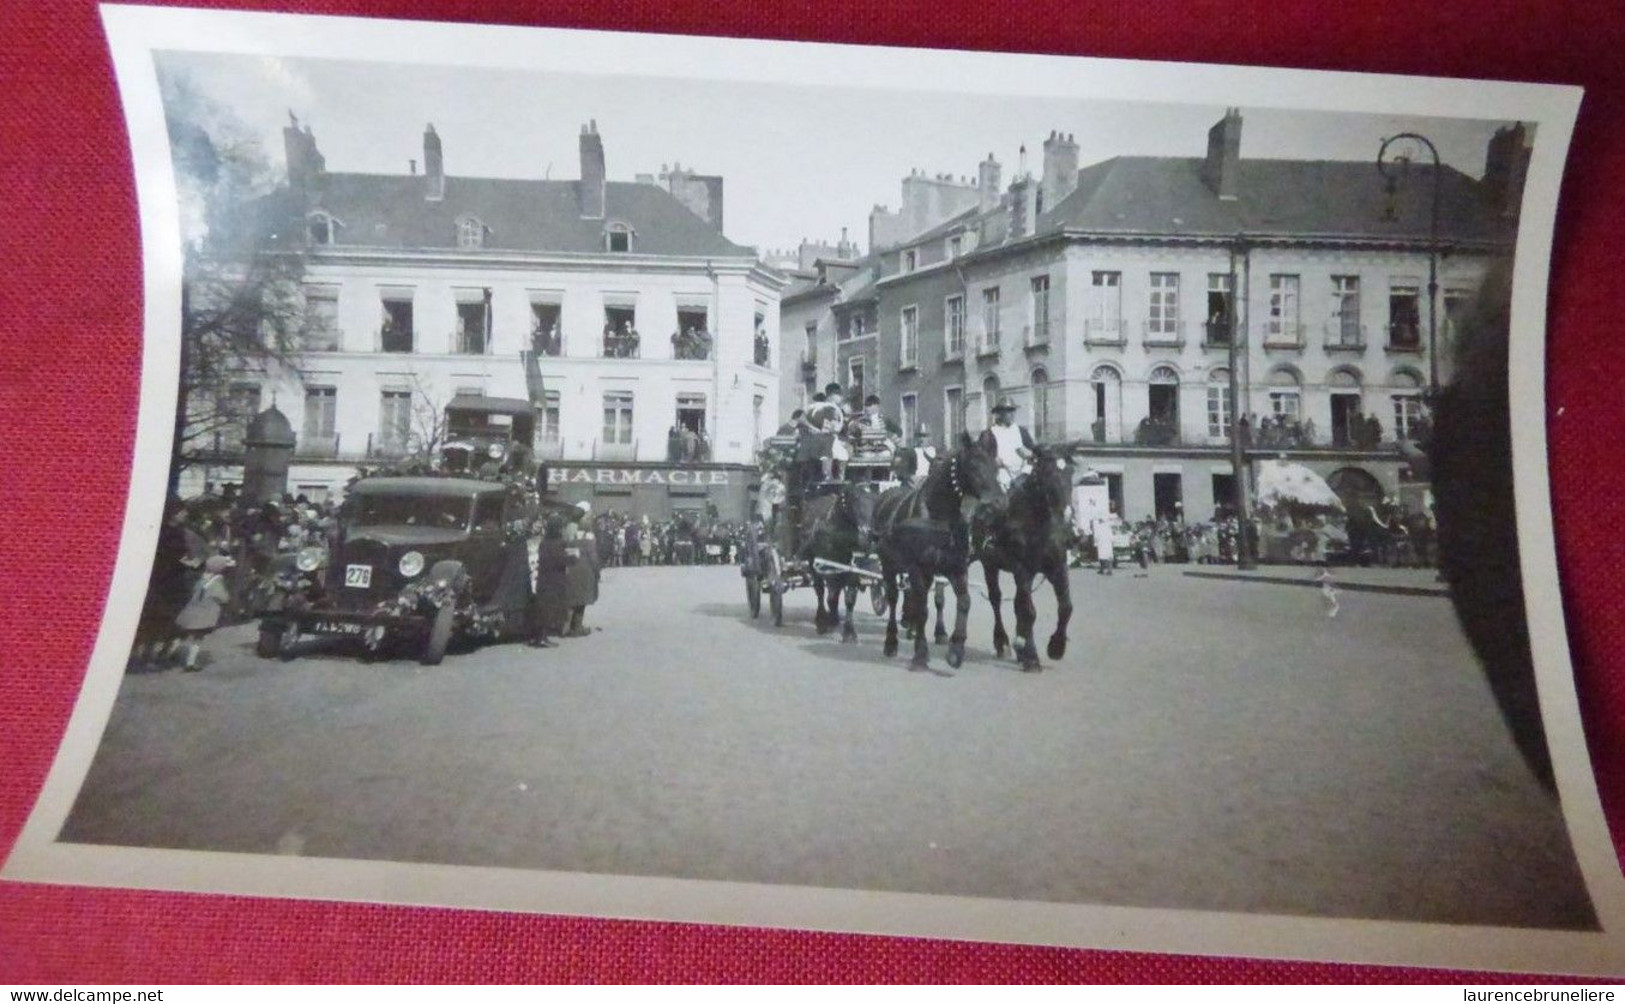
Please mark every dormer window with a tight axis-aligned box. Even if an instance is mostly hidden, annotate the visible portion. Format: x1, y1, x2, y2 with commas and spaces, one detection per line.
455, 215, 487, 249
306, 210, 340, 246
605, 221, 634, 253
903, 249, 918, 273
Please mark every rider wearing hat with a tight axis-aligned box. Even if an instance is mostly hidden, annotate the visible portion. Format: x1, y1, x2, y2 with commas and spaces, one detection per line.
893, 422, 938, 486
979, 396, 1036, 490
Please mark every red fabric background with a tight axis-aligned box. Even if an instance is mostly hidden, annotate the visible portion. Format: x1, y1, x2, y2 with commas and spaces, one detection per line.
1, 0, 1622, 983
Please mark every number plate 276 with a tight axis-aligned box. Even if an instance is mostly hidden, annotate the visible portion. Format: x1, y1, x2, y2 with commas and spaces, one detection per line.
344, 564, 373, 588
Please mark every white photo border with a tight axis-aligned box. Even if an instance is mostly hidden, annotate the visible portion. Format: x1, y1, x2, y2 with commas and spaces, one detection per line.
5, 2, 1616, 975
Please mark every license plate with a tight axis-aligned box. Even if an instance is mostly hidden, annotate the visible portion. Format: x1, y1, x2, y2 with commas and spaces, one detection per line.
311, 620, 365, 636
344, 564, 373, 588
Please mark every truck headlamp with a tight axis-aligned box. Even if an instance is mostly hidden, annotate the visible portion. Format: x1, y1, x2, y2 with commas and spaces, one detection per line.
398, 551, 426, 578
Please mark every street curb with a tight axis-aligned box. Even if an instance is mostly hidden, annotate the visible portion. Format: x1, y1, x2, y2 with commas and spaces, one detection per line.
1182, 569, 1450, 597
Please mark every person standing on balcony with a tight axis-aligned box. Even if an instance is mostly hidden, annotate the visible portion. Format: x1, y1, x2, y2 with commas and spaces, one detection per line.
979, 396, 1035, 490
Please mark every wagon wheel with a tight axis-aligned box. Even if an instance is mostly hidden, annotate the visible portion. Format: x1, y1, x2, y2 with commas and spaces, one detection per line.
745, 570, 762, 619
765, 548, 786, 627
869, 580, 889, 617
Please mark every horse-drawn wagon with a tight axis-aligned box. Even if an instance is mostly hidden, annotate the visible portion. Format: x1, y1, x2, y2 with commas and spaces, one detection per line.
739, 431, 890, 633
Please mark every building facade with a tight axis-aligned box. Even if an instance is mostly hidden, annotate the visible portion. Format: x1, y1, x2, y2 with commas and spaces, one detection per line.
188, 119, 784, 520
865, 113, 1527, 521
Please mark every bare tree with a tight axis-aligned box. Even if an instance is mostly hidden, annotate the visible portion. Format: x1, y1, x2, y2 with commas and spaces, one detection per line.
404, 367, 451, 461
161, 70, 309, 493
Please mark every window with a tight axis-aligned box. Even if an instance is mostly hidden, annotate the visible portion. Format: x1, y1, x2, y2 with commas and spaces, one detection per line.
1206, 368, 1232, 439
802, 322, 818, 370
1389, 283, 1422, 348
455, 289, 490, 355
1090, 365, 1120, 443
1332, 275, 1362, 346
980, 286, 1001, 352
378, 388, 412, 455
673, 305, 711, 361
1392, 370, 1424, 441
945, 386, 964, 442
1030, 368, 1050, 441
982, 374, 1000, 429
1393, 394, 1423, 441
306, 211, 336, 245
1206, 273, 1233, 345
1148, 365, 1179, 424
1029, 275, 1051, 344
1267, 274, 1301, 344
602, 390, 634, 445
1148, 272, 1180, 339
676, 392, 707, 438
903, 249, 917, 273
948, 235, 963, 259
538, 390, 561, 452
604, 304, 639, 358
606, 223, 633, 253
456, 216, 485, 249
900, 305, 919, 368
302, 386, 336, 441
850, 314, 868, 339
1088, 271, 1122, 342
530, 299, 563, 357
847, 357, 866, 407
945, 295, 965, 357
754, 309, 770, 366
1269, 388, 1301, 420
901, 393, 918, 443
753, 395, 765, 451
1443, 287, 1472, 347
302, 286, 340, 351
380, 291, 414, 353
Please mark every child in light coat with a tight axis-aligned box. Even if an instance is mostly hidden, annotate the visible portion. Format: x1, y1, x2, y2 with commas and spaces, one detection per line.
174, 554, 234, 671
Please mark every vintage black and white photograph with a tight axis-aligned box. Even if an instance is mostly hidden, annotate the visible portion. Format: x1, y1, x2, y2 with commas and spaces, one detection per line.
7, 4, 1621, 974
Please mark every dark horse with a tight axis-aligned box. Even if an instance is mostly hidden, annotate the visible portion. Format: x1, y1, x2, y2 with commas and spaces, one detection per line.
975, 445, 1076, 672
797, 481, 878, 642
873, 434, 1004, 670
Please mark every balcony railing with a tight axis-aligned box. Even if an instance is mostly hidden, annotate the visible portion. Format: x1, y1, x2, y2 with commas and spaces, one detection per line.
976, 332, 1001, 357
1084, 318, 1126, 347
1202, 320, 1233, 348
1141, 318, 1185, 348
594, 438, 639, 461
530, 328, 563, 357
1024, 318, 1052, 349
672, 330, 713, 361
944, 335, 966, 362
1262, 322, 1305, 349
1323, 318, 1367, 351
1386, 323, 1423, 351
293, 434, 340, 459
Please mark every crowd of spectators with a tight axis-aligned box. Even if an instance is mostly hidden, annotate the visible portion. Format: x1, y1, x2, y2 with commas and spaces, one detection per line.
666, 424, 713, 462
589, 507, 747, 568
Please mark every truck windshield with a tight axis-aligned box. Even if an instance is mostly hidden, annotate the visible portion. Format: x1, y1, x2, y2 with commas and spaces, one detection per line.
352, 494, 472, 531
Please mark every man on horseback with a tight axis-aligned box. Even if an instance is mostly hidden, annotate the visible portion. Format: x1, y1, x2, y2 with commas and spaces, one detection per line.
980, 396, 1036, 491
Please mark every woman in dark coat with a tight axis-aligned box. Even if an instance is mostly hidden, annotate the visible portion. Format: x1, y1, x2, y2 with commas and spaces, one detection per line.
529, 515, 574, 648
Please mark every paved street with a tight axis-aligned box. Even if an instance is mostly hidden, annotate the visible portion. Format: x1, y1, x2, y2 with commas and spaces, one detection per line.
62, 563, 1593, 928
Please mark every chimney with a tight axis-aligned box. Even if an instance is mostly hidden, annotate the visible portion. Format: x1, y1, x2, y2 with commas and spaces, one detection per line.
1482, 122, 1532, 219
423, 123, 444, 201
1008, 175, 1040, 240
1041, 130, 1079, 211
1201, 108, 1243, 201
282, 112, 325, 196
578, 119, 606, 219
978, 153, 1002, 214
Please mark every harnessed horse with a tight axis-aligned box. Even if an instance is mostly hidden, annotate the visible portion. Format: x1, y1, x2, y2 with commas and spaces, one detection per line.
873, 434, 1004, 670
974, 445, 1076, 672
797, 481, 878, 642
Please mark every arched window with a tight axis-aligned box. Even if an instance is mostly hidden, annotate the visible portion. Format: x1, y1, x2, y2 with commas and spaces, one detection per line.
1030, 367, 1050, 441
1390, 368, 1425, 442
1090, 364, 1121, 443
1267, 365, 1302, 421
982, 374, 1001, 430
306, 210, 339, 246
1206, 367, 1232, 439
1147, 365, 1179, 426
605, 221, 634, 253
455, 215, 486, 249
1327, 367, 1364, 447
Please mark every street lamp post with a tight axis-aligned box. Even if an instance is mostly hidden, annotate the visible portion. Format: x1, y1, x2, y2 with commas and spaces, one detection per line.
1226, 236, 1257, 570
1377, 132, 1442, 400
